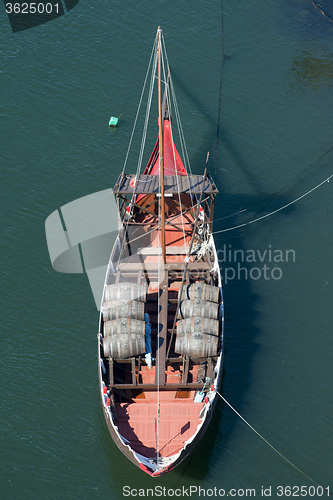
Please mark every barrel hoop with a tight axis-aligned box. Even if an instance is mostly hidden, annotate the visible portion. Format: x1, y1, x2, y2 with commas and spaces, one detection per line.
175, 327, 219, 358
180, 282, 219, 303
102, 299, 145, 321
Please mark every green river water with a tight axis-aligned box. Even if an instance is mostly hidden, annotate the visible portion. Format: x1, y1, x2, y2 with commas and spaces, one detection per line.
1, 1, 332, 499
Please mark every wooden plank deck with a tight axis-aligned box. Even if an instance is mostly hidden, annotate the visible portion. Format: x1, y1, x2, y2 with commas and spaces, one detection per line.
114, 174, 218, 195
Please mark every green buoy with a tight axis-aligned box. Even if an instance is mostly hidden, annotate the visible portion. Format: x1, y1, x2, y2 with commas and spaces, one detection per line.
109, 116, 118, 127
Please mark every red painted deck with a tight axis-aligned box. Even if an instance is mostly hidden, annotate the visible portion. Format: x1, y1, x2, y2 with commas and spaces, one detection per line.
116, 399, 202, 458
115, 365, 203, 458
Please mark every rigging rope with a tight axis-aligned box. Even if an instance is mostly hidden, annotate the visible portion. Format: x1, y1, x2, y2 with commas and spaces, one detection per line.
215, 390, 320, 486
117, 35, 159, 268
213, 173, 333, 235
136, 52, 157, 176
160, 33, 198, 267
214, 144, 333, 225
160, 47, 187, 249
162, 34, 194, 179
122, 33, 158, 175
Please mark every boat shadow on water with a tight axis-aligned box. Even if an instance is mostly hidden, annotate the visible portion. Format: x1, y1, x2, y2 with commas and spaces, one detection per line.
165, 76, 296, 478
174, 186, 294, 480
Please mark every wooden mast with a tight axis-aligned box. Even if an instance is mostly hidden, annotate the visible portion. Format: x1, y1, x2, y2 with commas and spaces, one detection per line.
158, 26, 166, 265
155, 27, 167, 389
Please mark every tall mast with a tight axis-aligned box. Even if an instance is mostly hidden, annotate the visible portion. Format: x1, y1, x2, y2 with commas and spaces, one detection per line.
158, 26, 166, 265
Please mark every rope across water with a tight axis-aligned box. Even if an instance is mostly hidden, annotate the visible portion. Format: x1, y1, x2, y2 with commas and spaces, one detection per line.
213, 172, 333, 235
216, 391, 320, 486
213, 144, 333, 228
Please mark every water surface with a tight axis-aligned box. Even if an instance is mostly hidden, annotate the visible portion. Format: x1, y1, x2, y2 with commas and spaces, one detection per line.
1, 1, 332, 498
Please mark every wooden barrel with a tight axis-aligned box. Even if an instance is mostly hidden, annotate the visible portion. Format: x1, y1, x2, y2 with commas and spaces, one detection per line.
102, 299, 144, 321
180, 283, 219, 303
176, 317, 219, 336
103, 318, 146, 359
177, 298, 218, 320
175, 330, 219, 358
103, 318, 145, 338
175, 317, 219, 358
105, 283, 147, 303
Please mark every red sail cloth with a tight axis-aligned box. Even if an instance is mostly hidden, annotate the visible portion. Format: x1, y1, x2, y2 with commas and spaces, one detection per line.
144, 119, 187, 176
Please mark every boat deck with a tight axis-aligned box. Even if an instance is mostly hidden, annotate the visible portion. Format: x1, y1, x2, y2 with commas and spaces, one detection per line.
116, 366, 203, 458
102, 165, 221, 468
116, 399, 202, 458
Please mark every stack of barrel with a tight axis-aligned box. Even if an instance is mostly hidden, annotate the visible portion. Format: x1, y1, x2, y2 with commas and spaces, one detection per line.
175, 282, 220, 358
102, 283, 147, 359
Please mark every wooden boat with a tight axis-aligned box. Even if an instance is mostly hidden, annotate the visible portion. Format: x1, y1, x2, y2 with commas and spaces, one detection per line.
98, 27, 224, 476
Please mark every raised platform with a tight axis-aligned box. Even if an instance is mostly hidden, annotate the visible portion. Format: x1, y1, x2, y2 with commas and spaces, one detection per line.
114, 174, 218, 195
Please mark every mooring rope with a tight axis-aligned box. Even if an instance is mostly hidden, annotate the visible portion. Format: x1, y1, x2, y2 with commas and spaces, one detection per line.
216, 390, 320, 486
